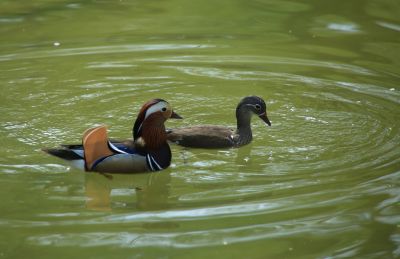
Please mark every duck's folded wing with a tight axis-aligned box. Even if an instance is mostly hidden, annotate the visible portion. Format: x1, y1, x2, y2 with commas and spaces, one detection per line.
91, 153, 148, 173
167, 126, 235, 148
43, 127, 145, 173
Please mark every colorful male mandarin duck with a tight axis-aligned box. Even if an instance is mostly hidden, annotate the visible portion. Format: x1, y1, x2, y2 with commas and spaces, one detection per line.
43, 99, 182, 173
167, 96, 271, 148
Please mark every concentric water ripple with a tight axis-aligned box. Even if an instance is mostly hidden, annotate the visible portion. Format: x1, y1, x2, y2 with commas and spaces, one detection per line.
1, 48, 399, 257
1, 0, 399, 256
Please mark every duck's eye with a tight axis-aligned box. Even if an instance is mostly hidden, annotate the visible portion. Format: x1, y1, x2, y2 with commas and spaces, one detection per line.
161, 107, 167, 112
254, 104, 261, 110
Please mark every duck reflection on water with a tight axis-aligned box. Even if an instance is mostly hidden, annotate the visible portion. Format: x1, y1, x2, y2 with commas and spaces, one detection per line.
84, 171, 172, 211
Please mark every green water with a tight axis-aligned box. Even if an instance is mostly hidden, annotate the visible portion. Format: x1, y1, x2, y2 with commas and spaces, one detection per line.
1, 0, 400, 258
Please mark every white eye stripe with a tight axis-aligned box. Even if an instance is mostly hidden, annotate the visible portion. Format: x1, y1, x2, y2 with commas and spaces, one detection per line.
144, 101, 168, 119
245, 104, 262, 109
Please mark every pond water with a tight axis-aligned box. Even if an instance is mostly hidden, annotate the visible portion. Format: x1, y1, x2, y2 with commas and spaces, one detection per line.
1, 0, 399, 258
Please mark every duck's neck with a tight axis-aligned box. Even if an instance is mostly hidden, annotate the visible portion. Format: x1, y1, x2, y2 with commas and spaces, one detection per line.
135, 120, 168, 151
235, 108, 253, 146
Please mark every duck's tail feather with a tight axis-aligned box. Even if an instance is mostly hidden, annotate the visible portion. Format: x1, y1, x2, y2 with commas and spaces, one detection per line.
60, 144, 83, 149
42, 148, 82, 160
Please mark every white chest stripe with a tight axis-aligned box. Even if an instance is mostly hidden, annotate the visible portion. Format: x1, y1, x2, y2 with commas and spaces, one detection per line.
150, 155, 163, 170
146, 155, 155, 171
146, 154, 163, 171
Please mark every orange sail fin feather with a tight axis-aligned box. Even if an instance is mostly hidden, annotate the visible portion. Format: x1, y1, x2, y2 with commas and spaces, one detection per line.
82, 126, 115, 171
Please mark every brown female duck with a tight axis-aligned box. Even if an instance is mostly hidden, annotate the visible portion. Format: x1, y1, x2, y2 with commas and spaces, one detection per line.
167, 96, 271, 148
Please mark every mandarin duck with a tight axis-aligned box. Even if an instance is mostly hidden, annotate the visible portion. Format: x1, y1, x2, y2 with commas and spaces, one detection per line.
167, 96, 270, 148
43, 99, 182, 173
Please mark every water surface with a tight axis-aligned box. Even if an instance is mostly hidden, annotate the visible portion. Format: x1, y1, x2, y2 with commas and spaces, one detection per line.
1, 0, 399, 258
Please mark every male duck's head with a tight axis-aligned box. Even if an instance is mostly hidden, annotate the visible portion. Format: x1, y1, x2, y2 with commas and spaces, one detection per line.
133, 99, 182, 145
237, 96, 271, 126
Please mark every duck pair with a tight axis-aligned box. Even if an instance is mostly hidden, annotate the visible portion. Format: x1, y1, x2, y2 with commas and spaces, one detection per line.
43, 96, 271, 174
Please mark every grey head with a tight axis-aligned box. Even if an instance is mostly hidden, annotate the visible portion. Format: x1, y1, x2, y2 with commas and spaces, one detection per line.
236, 96, 271, 127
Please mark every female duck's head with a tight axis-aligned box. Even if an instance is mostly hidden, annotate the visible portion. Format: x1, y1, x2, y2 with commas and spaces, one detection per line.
236, 96, 271, 127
